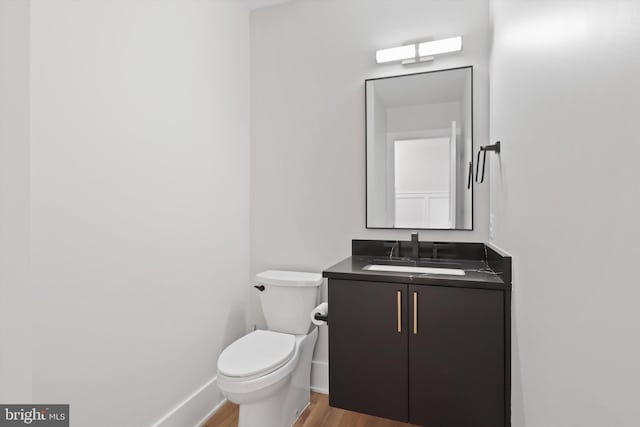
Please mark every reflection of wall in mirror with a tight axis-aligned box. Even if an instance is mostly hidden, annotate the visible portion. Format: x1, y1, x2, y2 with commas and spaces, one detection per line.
386, 102, 461, 228
459, 72, 473, 229
387, 102, 460, 133
366, 85, 391, 227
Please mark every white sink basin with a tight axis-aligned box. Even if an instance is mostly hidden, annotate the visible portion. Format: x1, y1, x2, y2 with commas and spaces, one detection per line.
363, 264, 466, 276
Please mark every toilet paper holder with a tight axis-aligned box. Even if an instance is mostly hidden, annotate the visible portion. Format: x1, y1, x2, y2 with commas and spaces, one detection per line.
314, 313, 328, 324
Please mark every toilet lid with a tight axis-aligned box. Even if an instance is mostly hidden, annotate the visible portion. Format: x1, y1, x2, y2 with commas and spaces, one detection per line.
217, 330, 296, 378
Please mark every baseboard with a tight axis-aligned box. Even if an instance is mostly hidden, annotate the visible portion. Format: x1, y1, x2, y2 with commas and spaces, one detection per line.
194, 396, 227, 427
310, 360, 328, 395
150, 375, 225, 427
151, 361, 326, 427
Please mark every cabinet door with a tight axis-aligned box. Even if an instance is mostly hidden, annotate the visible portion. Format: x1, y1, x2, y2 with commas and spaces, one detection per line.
328, 279, 408, 422
409, 285, 505, 427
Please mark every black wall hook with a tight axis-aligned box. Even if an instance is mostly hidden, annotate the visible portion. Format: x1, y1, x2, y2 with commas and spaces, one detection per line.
475, 141, 501, 184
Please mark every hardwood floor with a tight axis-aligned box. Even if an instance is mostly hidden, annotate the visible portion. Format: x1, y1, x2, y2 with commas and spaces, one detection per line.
202, 392, 418, 427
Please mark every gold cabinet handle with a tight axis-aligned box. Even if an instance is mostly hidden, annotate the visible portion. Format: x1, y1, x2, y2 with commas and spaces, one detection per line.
413, 291, 418, 335
397, 291, 402, 333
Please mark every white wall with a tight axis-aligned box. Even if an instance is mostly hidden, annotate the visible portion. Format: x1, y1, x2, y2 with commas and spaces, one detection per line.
28, 1, 250, 426
489, 1, 640, 426
0, 0, 32, 402
251, 0, 491, 391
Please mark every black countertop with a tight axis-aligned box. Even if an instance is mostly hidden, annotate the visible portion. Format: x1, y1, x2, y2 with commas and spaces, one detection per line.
322, 240, 512, 291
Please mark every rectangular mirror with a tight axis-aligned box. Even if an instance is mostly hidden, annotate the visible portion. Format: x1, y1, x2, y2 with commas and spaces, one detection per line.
366, 66, 473, 230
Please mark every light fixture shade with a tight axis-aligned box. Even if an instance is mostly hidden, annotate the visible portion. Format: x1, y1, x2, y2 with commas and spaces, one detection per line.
375, 44, 416, 64
418, 36, 463, 57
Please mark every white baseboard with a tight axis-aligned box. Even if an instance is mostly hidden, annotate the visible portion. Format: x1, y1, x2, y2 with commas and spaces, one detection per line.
310, 360, 328, 395
150, 375, 225, 427
194, 396, 227, 427
151, 361, 328, 427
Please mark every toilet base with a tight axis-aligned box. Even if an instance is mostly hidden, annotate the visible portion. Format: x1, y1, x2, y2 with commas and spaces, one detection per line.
236, 328, 318, 427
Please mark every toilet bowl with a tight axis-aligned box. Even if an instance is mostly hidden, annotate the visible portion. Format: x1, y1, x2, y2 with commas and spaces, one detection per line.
216, 270, 323, 427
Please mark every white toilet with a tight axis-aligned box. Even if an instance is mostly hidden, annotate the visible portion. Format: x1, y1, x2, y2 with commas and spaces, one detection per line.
217, 270, 322, 427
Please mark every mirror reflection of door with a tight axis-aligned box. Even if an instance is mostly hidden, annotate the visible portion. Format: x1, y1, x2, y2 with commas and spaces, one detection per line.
392, 124, 456, 229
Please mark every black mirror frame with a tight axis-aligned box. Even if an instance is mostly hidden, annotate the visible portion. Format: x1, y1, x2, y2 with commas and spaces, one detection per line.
364, 65, 474, 231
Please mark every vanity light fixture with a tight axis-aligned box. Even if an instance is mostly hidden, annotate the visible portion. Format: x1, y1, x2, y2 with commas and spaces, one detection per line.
418, 36, 463, 58
375, 36, 463, 64
375, 44, 417, 64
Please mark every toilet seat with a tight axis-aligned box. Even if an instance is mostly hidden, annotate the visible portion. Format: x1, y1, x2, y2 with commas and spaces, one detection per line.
217, 330, 296, 380
216, 327, 318, 427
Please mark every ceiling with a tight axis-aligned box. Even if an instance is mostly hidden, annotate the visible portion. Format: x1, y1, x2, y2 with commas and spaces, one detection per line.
243, 0, 296, 10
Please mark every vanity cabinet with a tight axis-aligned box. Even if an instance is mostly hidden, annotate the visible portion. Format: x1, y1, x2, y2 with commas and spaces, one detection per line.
328, 279, 506, 427
328, 279, 408, 421
408, 284, 504, 427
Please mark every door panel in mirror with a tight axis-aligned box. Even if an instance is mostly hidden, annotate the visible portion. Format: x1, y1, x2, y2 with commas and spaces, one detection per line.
366, 66, 473, 230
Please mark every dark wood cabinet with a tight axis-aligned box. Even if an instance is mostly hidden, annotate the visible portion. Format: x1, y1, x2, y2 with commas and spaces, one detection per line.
328, 279, 507, 427
328, 279, 409, 422
408, 285, 504, 427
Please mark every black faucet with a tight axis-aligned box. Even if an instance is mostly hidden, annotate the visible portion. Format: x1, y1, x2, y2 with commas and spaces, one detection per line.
411, 232, 419, 258
384, 241, 400, 258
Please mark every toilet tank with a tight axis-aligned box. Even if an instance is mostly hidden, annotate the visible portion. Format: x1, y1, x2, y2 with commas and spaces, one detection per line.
255, 270, 322, 335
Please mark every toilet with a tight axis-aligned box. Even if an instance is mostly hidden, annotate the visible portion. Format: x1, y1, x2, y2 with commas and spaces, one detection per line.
217, 270, 323, 427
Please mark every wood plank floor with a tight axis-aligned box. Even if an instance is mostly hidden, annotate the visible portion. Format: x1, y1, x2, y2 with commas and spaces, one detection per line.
202, 392, 418, 427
